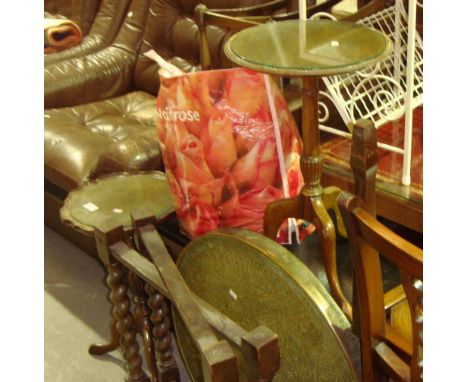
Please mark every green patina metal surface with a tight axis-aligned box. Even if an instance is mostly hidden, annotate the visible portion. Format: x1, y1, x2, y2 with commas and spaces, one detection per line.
173, 229, 360, 381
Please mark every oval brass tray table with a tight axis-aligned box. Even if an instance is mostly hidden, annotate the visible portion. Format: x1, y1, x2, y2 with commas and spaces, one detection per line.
60, 171, 175, 382
173, 229, 361, 381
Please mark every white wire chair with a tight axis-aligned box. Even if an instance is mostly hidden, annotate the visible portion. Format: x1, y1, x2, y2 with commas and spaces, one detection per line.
308, 0, 423, 185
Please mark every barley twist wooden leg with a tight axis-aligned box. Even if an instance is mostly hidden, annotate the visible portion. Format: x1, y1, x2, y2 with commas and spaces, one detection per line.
108, 261, 149, 382
145, 284, 180, 382
88, 318, 120, 355
130, 273, 159, 382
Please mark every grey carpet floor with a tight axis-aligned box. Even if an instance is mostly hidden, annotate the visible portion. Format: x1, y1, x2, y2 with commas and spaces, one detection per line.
44, 226, 190, 381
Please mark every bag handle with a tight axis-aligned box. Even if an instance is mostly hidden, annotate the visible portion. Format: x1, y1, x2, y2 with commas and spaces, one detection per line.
144, 49, 185, 78
264, 74, 300, 244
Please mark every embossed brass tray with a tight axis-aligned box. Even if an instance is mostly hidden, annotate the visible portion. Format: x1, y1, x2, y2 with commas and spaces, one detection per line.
173, 229, 360, 381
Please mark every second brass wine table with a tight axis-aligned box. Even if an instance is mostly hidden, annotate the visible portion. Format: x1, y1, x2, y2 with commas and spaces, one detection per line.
225, 19, 392, 316
60, 171, 175, 382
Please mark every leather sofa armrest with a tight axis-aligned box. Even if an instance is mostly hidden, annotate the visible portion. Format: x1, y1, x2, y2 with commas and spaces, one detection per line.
44, 46, 136, 108
44, 0, 150, 109
91, 129, 163, 179
45, 0, 132, 66
71, 0, 101, 36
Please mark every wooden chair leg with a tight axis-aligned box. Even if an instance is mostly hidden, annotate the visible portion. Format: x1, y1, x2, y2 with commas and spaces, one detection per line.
107, 261, 149, 382
145, 284, 180, 382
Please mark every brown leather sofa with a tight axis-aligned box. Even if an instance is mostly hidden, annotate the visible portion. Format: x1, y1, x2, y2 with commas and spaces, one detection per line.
44, 0, 101, 37
44, 0, 150, 109
45, 0, 131, 65
45, 0, 286, 191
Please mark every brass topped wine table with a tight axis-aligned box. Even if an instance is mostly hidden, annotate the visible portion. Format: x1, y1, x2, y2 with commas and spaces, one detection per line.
60, 171, 176, 382
225, 19, 393, 318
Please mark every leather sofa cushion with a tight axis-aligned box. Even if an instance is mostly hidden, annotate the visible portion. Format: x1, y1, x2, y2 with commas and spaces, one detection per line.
44, 46, 136, 108
44, 91, 162, 191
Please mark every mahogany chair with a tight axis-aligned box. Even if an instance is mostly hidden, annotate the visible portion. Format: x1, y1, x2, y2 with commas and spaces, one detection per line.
337, 120, 409, 323
290, 119, 407, 324
338, 192, 423, 382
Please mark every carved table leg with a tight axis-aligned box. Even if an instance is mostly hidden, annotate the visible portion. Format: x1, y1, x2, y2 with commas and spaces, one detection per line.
322, 186, 347, 239
145, 284, 180, 382
108, 261, 149, 382
309, 195, 352, 321
130, 273, 159, 382
88, 318, 120, 355
263, 191, 352, 319
263, 75, 353, 322
263, 195, 302, 240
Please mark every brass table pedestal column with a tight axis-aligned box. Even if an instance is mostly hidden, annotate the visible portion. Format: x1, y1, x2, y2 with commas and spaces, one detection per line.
224, 19, 393, 316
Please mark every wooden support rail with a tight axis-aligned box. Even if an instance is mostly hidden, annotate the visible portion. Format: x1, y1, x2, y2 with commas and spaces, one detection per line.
132, 210, 280, 382
94, 210, 280, 382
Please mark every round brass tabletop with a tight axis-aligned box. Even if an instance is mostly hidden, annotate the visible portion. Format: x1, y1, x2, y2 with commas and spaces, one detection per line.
224, 19, 393, 77
60, 171, 175, 234
173, 229, 360, 381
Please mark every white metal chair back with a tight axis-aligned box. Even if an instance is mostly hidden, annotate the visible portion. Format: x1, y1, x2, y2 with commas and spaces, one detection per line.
300, 0, 423, 185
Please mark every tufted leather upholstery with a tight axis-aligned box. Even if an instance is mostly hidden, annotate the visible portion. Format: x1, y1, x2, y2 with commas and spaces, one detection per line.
44, 0, 275, 191
45, 91, 160, 191
45, 0, 132, 66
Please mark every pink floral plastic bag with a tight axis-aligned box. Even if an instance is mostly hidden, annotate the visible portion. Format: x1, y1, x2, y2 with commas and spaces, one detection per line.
155, 63, 305, 242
